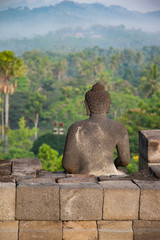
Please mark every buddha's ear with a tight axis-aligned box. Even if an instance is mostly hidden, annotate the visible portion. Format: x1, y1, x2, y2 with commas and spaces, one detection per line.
106, 105, 110, 113
106, 100, 111, 113
84, 100, 90, 116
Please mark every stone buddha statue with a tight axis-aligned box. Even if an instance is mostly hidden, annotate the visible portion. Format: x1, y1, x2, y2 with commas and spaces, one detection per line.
62, 83, 130, 176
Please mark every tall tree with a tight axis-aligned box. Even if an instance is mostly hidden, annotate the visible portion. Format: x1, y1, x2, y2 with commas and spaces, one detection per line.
139, 64, 160, 98
25, 92, 46, 140
0, 50, 25, 152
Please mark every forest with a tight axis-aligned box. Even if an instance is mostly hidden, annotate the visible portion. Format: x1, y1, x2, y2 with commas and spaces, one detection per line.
0, 45, 160, 173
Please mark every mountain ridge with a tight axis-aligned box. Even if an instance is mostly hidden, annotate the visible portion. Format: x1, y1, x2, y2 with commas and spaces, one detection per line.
0, 0, 160, 40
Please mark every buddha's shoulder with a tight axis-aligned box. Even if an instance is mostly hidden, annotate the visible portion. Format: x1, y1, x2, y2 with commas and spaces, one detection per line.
68, 119, 127, 132
107, 118, 126, 127
107, 119, 128, 134
67, 119, 88, 132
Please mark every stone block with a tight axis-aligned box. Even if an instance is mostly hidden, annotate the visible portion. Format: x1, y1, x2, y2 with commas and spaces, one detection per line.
60, 183, 103, 220
0, 221, 18, 240
11, 158, 42, 180
139, 130, 160, 163
58, 174, 97, 183
16, 178, 59, 220
63, 221, 97, 240
149, 164, 160, 179
134, 180, 160, 220
0, 182, 15, 220
0, 159, 12, 175
98, 221, 133, 240
100, 180, 140, 220
133, 220, 160, 240
36, 169, 59, 179
0, 175, 15, 183
139, 156, 149, 170
19, 221, 62, 240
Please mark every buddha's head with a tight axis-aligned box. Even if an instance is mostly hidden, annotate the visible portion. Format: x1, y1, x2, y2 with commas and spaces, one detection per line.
85, 82, 111, 115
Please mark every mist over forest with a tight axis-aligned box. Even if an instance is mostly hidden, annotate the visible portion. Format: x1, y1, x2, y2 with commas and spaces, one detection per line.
0, 1, 160, 54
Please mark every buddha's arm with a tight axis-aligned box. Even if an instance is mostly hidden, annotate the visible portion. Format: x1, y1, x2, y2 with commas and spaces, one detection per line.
114, 125, 130, 168
62, 125, 80, 173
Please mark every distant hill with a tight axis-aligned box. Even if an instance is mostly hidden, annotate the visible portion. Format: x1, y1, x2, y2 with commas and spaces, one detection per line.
0, 1, 160, 40
0, 25, 160, 55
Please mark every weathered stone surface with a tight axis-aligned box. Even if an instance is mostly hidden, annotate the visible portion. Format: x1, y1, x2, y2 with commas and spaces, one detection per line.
60, 182, 103, 220
149, 164, 160, 179
0, 159, 12, 175
130, 169, 156, 181
65, 173, 96, 178
63, 221, 97, 240
16, 178, 59, 220
98, 221, 133, 240
52, 171, 66, 179
139, 130, 160, 163
100, 180, 140, 220
139, 156, 149, 170
19, 221, 62, 240
134, 180, 160, 220
99, 175, 130, 181
0, 175, 15, 183
17, 177, 56, 185
58, 174, 97, 183
0, 221, 18, 240
0, 182, 15, 220
11, 158, 42, 180
63, 83, 130, 177
36, 169, 59, 178
133, 220, 160, 240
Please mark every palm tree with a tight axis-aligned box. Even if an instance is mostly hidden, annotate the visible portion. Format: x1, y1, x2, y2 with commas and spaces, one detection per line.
0, 51, 25, 153
139, 65, 159, 98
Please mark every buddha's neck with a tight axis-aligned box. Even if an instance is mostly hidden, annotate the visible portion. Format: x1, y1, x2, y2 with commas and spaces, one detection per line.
90, 113, 107, 120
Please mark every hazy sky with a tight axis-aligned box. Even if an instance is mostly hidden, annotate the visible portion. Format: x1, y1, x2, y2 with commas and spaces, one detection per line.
0, 0, 160, 12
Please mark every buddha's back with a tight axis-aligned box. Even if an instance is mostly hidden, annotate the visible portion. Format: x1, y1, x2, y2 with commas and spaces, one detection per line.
63, 114, 129, 176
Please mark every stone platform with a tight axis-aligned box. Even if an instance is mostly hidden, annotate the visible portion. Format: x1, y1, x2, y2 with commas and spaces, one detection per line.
0, 128, 160, 240
0, 163, 160, 240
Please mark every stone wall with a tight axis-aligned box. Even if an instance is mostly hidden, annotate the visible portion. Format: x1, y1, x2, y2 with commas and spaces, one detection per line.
0, 130, 160, 240
139, 130, 160, 178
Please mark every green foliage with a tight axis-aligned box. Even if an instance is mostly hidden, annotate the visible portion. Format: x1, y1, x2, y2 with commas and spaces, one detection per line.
25, 92, 47, 123
14, 76, 30, 92
0, 46, 160, 174
38, 143, 63, 172
126, 157, 139, 174
139, 64, 160, 98
120, 91, 160, 155
0, 148, 35, 160
9, 92, 30, 129
8, 117, 34, 150
0, 50, 25, 81
31, 133, 66, 155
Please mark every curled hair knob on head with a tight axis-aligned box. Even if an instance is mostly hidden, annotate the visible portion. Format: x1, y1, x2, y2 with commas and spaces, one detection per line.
92, 82, 105, 92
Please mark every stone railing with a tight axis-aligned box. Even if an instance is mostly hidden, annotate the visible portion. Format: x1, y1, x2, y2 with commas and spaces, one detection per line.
0, 130, 160, 240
